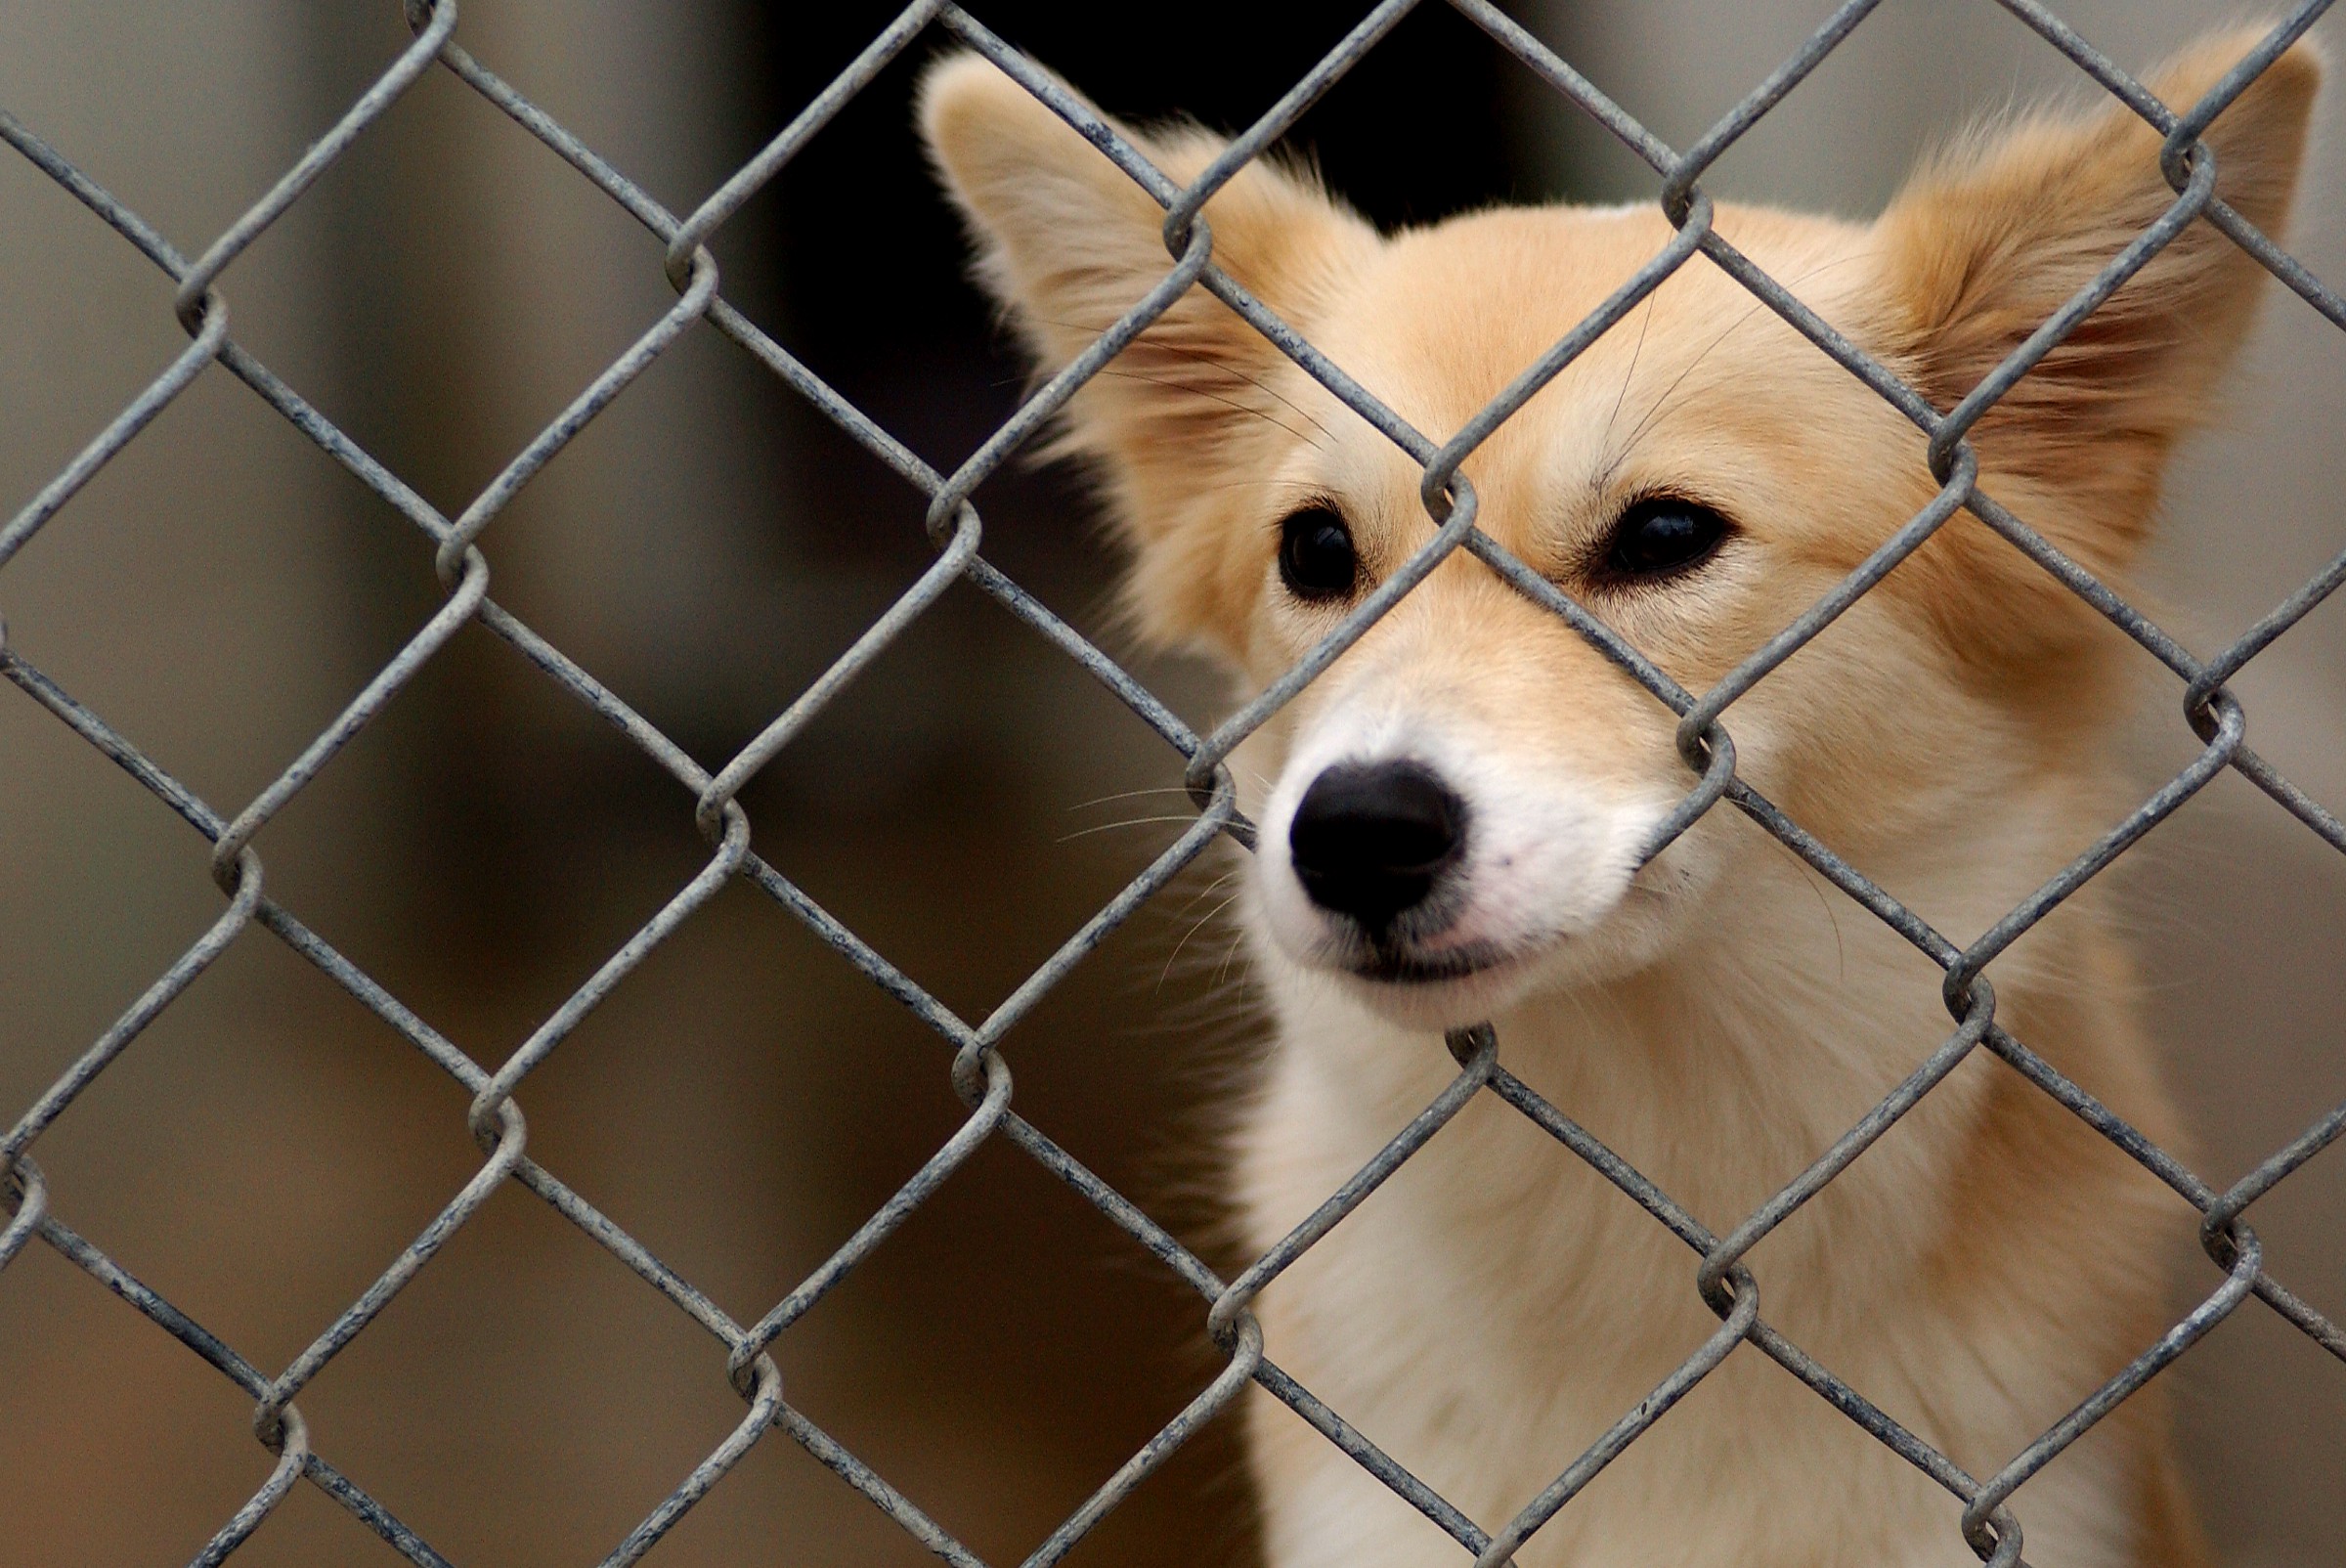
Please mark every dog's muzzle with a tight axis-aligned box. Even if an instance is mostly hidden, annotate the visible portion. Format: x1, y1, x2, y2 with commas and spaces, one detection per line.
1286, 759, 1468, 936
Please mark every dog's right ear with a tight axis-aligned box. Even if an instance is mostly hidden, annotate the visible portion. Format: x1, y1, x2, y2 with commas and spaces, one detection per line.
919, 53, 1376, 645
1872, 30, 2320, 577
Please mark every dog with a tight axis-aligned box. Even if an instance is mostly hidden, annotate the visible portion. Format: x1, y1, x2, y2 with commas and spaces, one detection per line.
922, 25, 2316, 1567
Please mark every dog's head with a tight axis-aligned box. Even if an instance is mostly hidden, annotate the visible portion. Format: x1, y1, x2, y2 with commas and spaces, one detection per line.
922, 32, 2318, 1026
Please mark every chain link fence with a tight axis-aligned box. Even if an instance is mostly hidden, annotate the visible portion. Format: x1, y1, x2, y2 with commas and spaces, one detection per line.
2, 1, 2342, 1563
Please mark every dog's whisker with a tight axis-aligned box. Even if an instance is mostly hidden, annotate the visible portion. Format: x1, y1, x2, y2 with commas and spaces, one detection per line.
1190, 477, 1337, 496
1174, 867, 1244, 917
1210, 927, 1251, 990
1092, 367, 1329, 450
1599, 290, 1658, 457
1066, 786, 1214, 811
1029, 313, 1343, 446
1601, 250, 1877, 484
1056, 813, 1211, 844
1159, 890, 1246, 991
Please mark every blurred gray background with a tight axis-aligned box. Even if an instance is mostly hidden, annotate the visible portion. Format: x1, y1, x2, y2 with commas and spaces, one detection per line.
0, 2, 2337, 1564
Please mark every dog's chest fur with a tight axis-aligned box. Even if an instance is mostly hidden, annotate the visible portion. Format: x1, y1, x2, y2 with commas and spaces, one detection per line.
1232, 887, 2158, 1568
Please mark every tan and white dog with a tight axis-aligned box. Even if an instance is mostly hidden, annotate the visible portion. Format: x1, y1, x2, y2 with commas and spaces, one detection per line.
923, 27, 2317, 1568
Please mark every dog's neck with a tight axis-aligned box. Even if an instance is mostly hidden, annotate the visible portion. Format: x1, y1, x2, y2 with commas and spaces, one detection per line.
1249, 799, 2090, 1241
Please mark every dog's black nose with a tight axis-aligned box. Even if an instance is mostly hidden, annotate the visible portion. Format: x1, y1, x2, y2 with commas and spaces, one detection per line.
1287, 760, 1468, 932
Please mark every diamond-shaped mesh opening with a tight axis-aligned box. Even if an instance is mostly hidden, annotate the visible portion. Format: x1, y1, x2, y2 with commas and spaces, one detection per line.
7, 932, 484, 1357
505, 875, 974, 1293
0, 373, 415, 803
279, 1179, 778, 1568
0, 177, 196, 484
761, 1133, 1241, 1557
0, 1234, 313, 1565
2133, 772, 2346, 1089
738, 589, 1211, 1014
2175, 1289, 2346, 1558
0, 719, 239, 1074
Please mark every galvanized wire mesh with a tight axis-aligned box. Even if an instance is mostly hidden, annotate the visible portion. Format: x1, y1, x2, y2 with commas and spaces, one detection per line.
3, 2, 2343, 1564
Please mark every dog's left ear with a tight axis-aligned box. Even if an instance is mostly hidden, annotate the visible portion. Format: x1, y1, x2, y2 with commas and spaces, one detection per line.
1874, 28, 2321, 568
920, 52, 1378, 651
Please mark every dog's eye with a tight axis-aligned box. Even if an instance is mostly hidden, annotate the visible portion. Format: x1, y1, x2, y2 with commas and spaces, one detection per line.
1277, 505, 1359, 601
1597, 497, 1732, 583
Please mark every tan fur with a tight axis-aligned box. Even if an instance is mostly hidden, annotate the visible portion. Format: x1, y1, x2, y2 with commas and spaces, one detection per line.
922, 30, 2318, 1567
